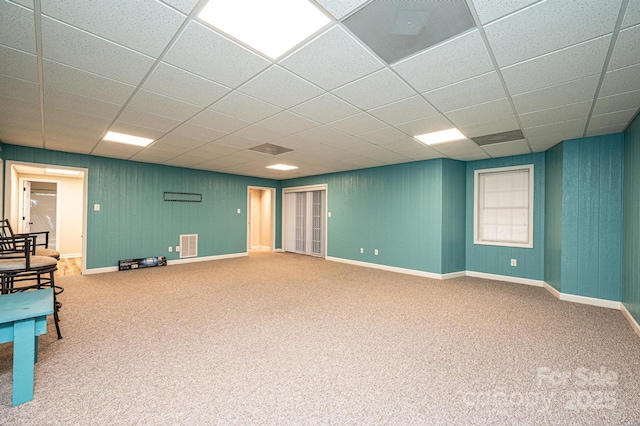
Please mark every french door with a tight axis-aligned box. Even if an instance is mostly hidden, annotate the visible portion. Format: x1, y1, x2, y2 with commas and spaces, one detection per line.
284, 188, 326, 257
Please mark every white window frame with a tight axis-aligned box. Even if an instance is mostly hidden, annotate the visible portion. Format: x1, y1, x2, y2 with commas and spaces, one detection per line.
474, 164, 534, 248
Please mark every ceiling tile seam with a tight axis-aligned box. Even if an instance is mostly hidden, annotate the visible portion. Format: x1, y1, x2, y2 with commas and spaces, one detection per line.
582, 0, 630, 138
476, 0, 545, 27
86, 1, 211, 157
465, 0, 529, 157
33, 0, 46, 149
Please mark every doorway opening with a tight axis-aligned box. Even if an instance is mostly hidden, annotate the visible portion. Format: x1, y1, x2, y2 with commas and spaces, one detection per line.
247, 186, 276, 253
5, 162, 88, 274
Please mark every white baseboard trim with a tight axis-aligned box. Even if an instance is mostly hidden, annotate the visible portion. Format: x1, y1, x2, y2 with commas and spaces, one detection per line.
274, 248, 284, 253
250, 245, 271, 250
621, 304, 640, 339
543, 282, 561, 298
326, 256, 454, 280
84, 252, 248, 275
167, 252, 247, 265
466, 271, 544, 287
558, 293, 621, 310
60, 252, 82, 259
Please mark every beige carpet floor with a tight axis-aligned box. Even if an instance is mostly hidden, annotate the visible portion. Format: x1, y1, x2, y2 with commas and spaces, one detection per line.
1, 252, 639, 425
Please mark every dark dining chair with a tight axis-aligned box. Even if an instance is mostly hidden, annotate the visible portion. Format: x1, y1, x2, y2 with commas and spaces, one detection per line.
1, 219, 60, 259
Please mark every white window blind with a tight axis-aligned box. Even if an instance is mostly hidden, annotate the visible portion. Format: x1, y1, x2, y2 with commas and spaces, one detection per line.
474, 165, 533, 248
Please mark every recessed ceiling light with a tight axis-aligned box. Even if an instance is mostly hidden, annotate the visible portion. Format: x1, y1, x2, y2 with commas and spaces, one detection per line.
267, 164, 298, 171
198, 0, 330, 59
103, 131, 154, 147
415, 128, 466, 145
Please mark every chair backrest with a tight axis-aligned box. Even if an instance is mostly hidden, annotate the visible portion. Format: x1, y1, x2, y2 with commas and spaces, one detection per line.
0, 219, 13, 239
0, 235, 32, 270
2, 218, 50, 249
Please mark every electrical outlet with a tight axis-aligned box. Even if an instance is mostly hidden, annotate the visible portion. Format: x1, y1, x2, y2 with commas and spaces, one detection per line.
176, 246, 180, 252
511, 259, 517, 267
168, 246, 172, 252
374, 249, 379, 256
360, 248, 364, 254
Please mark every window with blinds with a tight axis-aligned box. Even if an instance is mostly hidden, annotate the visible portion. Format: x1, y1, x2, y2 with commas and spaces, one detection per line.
474, 165, 534, 248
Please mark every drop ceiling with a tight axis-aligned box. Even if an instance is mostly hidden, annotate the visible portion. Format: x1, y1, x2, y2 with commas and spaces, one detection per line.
0, 0, 639, 179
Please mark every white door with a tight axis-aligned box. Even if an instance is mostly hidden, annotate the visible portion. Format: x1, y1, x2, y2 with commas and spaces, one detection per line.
21, 180, 32, 233
284, 190, 325, 256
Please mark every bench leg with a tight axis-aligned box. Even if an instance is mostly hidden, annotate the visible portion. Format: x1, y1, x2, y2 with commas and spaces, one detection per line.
12, 318, 37, 406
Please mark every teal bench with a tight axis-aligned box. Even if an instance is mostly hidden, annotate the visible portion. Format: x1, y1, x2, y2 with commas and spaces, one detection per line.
0, 288, 54, 406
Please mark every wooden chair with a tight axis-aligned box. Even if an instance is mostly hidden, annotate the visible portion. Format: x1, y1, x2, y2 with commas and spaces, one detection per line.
0, 235, 63, 339
1, 219, 60, 259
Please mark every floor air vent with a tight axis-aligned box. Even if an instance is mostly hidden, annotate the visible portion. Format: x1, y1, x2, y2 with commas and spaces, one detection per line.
180, 234, 198, 258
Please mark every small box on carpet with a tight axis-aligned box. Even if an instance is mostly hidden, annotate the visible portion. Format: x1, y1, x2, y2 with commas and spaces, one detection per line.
118, 256, 167, 271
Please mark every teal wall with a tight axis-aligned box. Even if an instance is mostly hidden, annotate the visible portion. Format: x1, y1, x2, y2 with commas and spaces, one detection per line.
282, 158, 466, 275
465, 154, 546, 280
544, 144, 563, 291
1, 144, 280, 269
623, 113, 640, 324
561, 134, 623, 301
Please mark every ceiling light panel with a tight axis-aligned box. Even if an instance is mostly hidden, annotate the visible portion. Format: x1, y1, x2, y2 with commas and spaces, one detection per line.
198, 0, 331, 59
267, 164, 298, 170
103, 130, 154, 147
343, 0, 475, 64
415, 128, 466, 145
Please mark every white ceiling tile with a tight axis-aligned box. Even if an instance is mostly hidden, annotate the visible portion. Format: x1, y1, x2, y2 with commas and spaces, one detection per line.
471, 0, 538, 24
259, 111, 319, 134
290, 93, 360, 124
332, 68, 416, 110
208, 91, 281, 122
622, 0, 640, 28
368, 96, 437, 125
512, 75, 600, 114
160, 0, 198, 14
395, 114, 453, 136
164, 21, 270, 87
45, 138, 94, 154
41, 17, 154, 85
190, 142, 240, 156
594, 90, 640, 115
485, 0, 621, 67
297, 125, 348, 143
188, 109, 250, 133
91, 140, 144, 159
377, 135, 424, 152
524, 118, 586, 140
392, 30, 494, 93
321, 136, 371, 150
213, 134, 262, 149
0, 97, 41, 146
519, 101, 592, 128
315, 0, 368, 19
0, 74, 39, 103
269, 135, 317, 150
234, 124, 287, 143
528, 136, 562, 152
143, 62, 230, 107
458, 116, 520, 138
424, 72, 506, 112
395, 145, 445, 161
589, 108, 637, 130
42, 60, 136, 105
130, 151, 178, 164
357, 127, 413, 145
599, 63, 640, 96
586, 123, 629, 137
117, 107, 181, 132
501, 35, 611, 95
428, 139, 484, 157
608, 24, 640, 70
8, 0, 32, 9
0, 45, 38, 82
327, 113, 386, 135
44, 87, 121, 120
446, 98, 514, 128
170, 123, 226, 142
41, 0, 186, 57
152, 133, 209, 149
0, 1, 36, 53
0, 96, 39, 121
452, 152, 491, 161
280, 25, 384, 91
44, 108, 111, 141
345, 143, 407, 162
238, 66, 324, 109
128, 89, 201, 121
480, 139, 531, 158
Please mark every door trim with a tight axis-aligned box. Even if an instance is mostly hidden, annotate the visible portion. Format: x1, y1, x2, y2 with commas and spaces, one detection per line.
18, 177, 61, 251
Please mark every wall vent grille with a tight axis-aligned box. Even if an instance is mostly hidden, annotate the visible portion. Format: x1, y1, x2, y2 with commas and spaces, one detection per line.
180, 234, 198, 258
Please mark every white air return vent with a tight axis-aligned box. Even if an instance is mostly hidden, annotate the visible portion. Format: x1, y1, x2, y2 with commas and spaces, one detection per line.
180, 234, 198, 258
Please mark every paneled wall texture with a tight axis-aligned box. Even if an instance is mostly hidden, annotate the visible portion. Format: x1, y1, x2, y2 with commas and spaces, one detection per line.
623, 113, 640, 324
